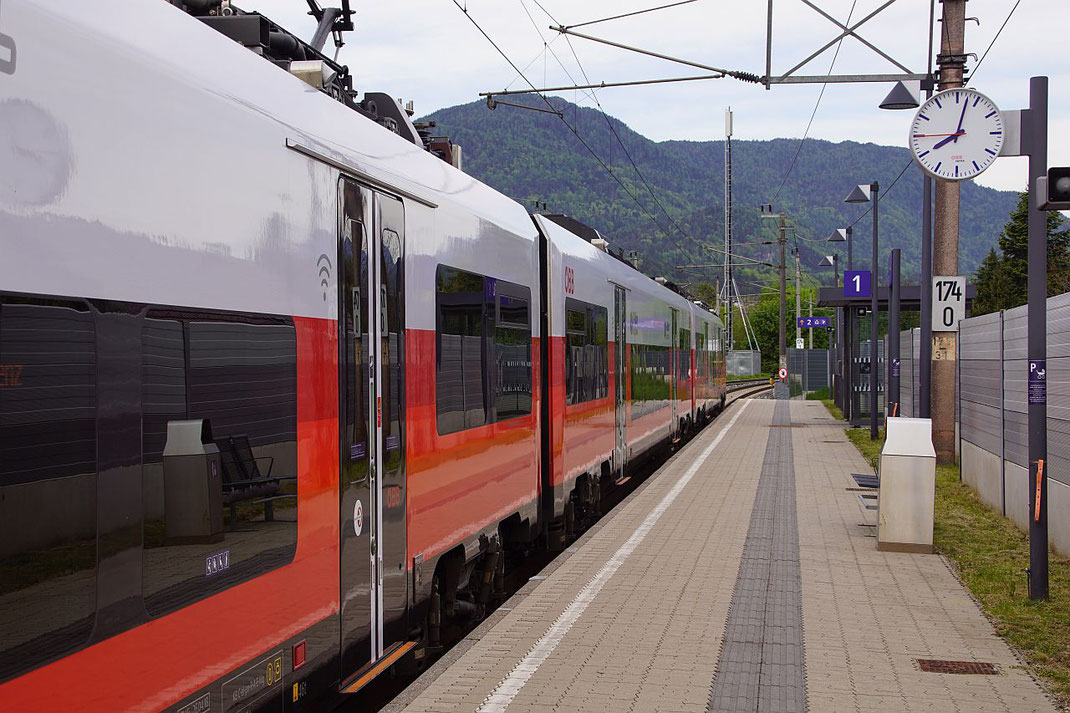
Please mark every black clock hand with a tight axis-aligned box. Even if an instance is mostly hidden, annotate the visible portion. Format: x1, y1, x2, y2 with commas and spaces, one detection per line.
932, 131, 965, 150
952, 96, 968, 143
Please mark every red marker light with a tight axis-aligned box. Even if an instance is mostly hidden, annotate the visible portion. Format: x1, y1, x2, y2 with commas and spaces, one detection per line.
293, 640, 307, 670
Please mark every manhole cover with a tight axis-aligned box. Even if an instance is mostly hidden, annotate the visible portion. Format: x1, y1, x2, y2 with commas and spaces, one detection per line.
916, 659, 999, 675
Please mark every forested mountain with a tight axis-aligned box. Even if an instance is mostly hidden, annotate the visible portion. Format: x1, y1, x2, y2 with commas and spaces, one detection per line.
420, 97, 1019, 295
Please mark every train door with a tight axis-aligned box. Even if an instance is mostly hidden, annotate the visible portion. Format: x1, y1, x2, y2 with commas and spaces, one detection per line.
613, 286, 627, 481
670, 308, 679, 431
339, 179, 409, 690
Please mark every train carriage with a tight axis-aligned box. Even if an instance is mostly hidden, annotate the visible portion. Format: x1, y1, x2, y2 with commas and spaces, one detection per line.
0, 2, 726, 711
0, 1, 540, 709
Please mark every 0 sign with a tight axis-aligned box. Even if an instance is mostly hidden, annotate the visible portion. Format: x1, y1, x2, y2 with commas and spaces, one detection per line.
932, 276, 965, 331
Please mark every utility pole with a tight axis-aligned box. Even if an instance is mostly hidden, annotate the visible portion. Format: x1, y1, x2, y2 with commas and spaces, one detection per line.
779, 214, 788, 370
724, 108, 734, 350
794, 245, 802, 348
931, 0, 967, 462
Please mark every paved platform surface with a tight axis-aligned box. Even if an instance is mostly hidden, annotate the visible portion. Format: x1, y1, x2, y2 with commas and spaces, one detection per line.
388, 399, 1058, 713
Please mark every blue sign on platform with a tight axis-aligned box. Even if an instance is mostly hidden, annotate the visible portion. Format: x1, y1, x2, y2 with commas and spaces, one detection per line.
844, 270, 871, 298
797, 316, 830, 329
1029, 360, 1047, 406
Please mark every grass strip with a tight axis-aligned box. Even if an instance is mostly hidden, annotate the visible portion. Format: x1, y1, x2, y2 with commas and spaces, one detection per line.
827, 406, 1070, 706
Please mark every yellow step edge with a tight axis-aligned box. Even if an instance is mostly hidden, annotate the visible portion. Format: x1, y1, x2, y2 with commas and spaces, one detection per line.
341, 640, 419, 695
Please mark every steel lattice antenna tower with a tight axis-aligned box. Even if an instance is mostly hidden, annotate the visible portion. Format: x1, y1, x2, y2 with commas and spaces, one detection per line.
723, 107, 734, 350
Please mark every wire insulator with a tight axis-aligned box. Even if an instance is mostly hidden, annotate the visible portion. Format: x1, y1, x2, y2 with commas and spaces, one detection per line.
729, 70, 762, 84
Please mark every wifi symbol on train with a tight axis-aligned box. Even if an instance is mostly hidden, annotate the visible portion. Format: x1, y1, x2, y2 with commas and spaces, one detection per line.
317, 254, 332, 302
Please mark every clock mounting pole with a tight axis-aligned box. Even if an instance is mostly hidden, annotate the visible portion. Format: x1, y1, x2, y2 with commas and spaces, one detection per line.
930, 0, 967, 465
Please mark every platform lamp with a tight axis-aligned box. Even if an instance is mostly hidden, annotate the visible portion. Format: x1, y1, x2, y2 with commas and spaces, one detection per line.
826, 227, 852, 271
819, 254, 843, 410
880, 79, 932, 422
845, 183, 880, 440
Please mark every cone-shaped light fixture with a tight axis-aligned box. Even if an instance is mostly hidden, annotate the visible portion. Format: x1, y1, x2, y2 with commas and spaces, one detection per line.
844, 185, 871, 204
879, 81, 920, 110
827, 228, 847, 242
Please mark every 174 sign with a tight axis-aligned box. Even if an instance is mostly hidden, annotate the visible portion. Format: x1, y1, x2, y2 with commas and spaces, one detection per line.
932, 276, 966, 331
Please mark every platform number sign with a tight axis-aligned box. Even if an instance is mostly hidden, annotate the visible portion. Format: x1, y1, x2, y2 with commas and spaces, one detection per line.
932, 276, 966, 331
843, 270, 871, 298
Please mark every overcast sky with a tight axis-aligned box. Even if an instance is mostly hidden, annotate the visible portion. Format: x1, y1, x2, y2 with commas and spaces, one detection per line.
247, 0, 1067, 195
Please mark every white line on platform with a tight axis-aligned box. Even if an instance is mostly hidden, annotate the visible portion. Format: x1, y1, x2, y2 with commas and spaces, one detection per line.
476, 400, 753, 713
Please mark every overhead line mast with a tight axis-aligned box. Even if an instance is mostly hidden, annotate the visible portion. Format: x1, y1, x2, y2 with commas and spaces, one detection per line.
724, 108, 735, 351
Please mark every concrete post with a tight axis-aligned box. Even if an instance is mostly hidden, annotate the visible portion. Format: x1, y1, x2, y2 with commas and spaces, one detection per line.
931, 0, 966, 462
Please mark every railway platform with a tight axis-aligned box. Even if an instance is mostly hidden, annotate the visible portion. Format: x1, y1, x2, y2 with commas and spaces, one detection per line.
385, 397, 1057, 713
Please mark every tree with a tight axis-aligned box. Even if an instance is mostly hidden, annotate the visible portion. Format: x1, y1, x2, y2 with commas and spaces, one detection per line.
973, 248, 1019, 315
972, 191, 1070, 316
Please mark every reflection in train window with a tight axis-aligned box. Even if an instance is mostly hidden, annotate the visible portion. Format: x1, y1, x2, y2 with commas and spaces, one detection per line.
142, 310, 298, 618
630, 343, 671, 419
436, 266, 533, 434
0, 298, 97, 683
565, 297, 608, 405
678, 328, 692, 386
494, 290, 532, 421
436, 266, 487, 434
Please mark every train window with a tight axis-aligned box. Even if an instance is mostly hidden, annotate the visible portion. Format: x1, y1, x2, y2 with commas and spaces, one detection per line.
493, 289, 532, 421
565, 298, 608, 405
0, 298, 98, 683
678, 328, 692, 383
630, 342, 671, 419
436, 266, 487, 434
142, 310, 298, 618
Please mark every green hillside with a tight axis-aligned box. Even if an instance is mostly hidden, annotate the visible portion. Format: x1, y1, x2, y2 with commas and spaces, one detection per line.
420, 96, 1018, 295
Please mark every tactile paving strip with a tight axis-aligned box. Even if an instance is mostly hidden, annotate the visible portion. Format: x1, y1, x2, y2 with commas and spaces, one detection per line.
707, 400, 806, 713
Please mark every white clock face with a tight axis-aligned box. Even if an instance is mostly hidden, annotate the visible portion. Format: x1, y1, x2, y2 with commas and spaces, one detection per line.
909, 88, 1003, 181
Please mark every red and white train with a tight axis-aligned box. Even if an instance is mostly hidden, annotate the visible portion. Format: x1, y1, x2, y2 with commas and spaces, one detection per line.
0, 2, 726, 711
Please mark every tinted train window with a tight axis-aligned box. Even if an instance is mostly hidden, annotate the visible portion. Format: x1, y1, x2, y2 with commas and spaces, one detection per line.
678, 328, 691, 382
436, 266, 532, 434
436, 266, 487, 434
494, 290, 532, 421
0, 298, 97, 683
565, 298, 608, 405
142, 310, 298, 618
630, 343, 671, 418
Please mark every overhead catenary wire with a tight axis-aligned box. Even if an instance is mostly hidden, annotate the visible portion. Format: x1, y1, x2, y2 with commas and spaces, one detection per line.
561, 33, 706, 255
562, 0, 698, 31
768, 0, 858, 205
968, 0, 1022, 83
447, 0, 696, 272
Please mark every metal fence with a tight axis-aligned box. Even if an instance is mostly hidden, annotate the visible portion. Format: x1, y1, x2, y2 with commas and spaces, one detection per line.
896, 328, 921, 417
787, 348, 829, 396
727, 350, 762, 376
958, 293, 1070, 557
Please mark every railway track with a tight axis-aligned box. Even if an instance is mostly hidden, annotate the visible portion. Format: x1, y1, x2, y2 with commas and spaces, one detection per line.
727, 377, 772, 392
